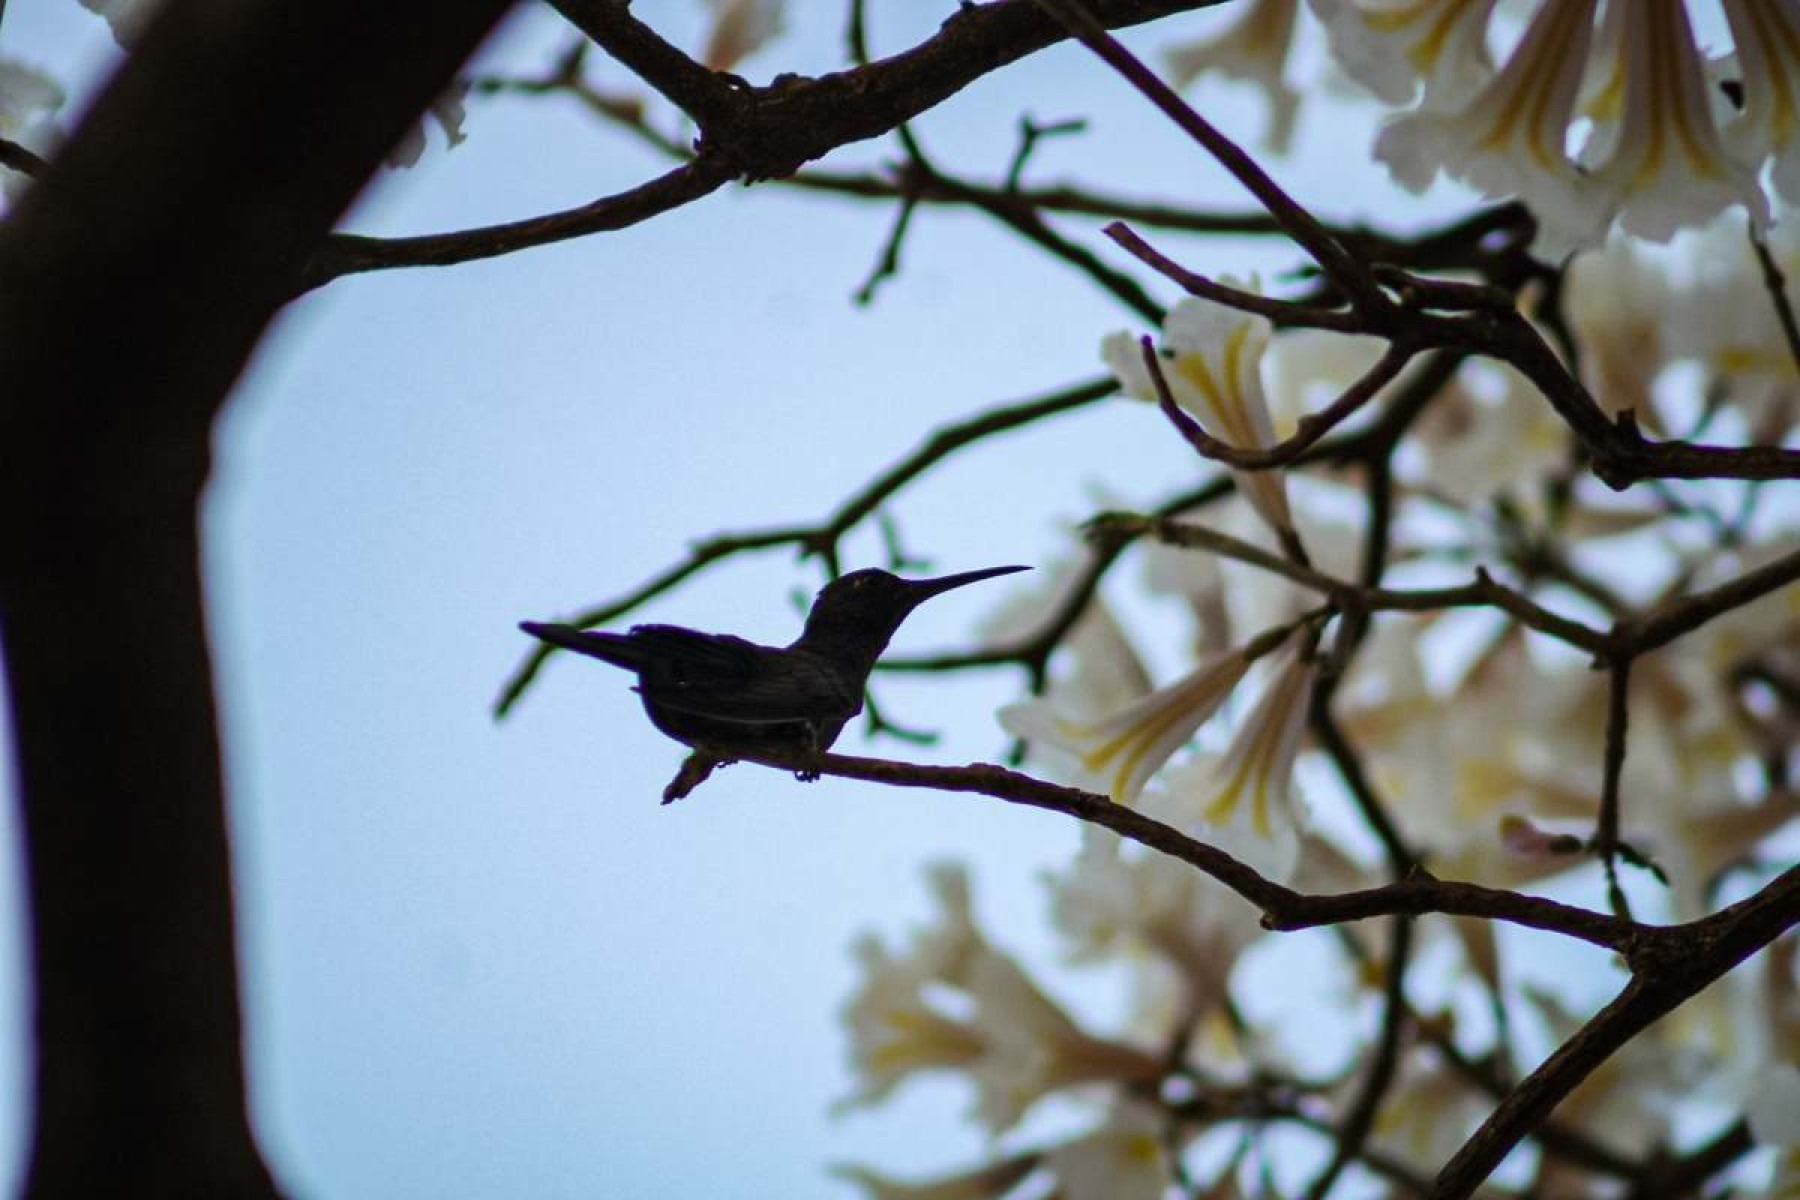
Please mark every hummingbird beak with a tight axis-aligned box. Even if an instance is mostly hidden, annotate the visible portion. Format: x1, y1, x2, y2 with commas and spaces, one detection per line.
903, 563, 1031, 605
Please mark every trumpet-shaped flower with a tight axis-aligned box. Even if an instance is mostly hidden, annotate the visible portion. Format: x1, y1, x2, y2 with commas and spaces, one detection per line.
1375, 0, 1602, 248
1165, 0, 1303, 153
1000, 646, 1252, 805
1199, 640, 1316, 838
1042, 1102, 1172, 1200
963, 946, 1162, 1133
1309, 0, 1496, 107
1047, 810, 1264, 1003
838, 863, 1161, 1133
1581, 0, 1769, 245
1722, 0, 1800, 208
1103, 295, 1293, 535
1334, 0, 1791, 251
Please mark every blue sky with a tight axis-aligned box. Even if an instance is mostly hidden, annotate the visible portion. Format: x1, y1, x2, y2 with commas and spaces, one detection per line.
0, 3, 1460, 1195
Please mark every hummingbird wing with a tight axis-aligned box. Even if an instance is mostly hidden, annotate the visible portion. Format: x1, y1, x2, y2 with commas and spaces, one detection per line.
624, 625, 861, 727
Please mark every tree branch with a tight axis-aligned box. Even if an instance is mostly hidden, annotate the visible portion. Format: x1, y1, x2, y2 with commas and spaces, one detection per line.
0, 0, 514, 1191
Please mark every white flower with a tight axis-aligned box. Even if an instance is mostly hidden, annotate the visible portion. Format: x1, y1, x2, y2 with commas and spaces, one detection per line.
1165, 0, 1303, 153
1345, 0, 1781, 252
1197, 639, 1315, 839
1043, 1102, 1172, 1200
838, 863, 1160, 1134
836, 934, 985, 1111
1564, 235, 1678, 425
1044, 789, 1266, 1014
1579, 0, 1769, 246
1408, 360, 1571, 508
1306, 0, 1497, 109
1263, 327, 1391, 436
963, 947, 1162, 1133
1374, 0, 1603, 249
836, 863, 986, 1110
1000, 647, 1251, 804
1104, 294, 1294, 536
1722, 0, 1800, 208
699, 0, 786, 72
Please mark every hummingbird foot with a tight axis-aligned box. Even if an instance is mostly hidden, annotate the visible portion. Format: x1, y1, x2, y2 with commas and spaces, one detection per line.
662, 752, 727, 804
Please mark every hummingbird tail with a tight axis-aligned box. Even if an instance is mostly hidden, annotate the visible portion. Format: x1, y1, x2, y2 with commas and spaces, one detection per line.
518, 622, 649, 671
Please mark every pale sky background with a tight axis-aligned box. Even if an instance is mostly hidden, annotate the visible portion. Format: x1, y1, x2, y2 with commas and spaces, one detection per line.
0, 2, 1498, 1196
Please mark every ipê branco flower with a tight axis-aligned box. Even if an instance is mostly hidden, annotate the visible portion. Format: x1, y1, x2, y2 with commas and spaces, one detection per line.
1104, 293, 1295, 538
1000, 645, 1253, 805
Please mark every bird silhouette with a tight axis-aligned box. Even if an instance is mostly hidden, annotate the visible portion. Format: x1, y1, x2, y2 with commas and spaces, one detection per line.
521, 564, 1029, 801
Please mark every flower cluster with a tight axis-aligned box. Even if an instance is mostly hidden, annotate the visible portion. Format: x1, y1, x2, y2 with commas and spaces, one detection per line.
1169, 0, 1800, 254
836, 248, 1800, 1192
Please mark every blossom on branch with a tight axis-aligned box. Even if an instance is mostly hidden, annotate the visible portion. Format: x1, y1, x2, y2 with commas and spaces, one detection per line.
1197, 639, 1315, 840
1580, 0, 1768, 245
1103, 295, 1294, 537
1374, 0, 1604, 253
1307, 0, 1496, 108
1334, 0, 1789, 252
1000, 645, 1252, 805
1722, 0, 1800, 208
1041, 1102, 1172, 1200
838, 864, 1162, 1135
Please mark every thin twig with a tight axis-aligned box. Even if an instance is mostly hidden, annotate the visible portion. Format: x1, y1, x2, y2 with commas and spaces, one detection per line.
496, 376, 1117, 714
1304, 914, 1414, 1200
1430, 866, 1800, 1198
1028, 0, 1381, 311
1141, 334, 1418, 470
1083, 514, 1614, 656
1749, 223, 1800, 380
1595, 661, 1634, 921
1625, 542, 1800, 656
303, 157, 737, 290
0, 137, 47, 176
1107, 222, 1363, 332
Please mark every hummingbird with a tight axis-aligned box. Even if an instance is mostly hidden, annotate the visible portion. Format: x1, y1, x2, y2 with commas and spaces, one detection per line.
521, 564, 1030, 801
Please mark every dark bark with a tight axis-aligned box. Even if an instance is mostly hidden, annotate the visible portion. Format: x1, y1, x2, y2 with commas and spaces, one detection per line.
0, 0, 512, 1191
